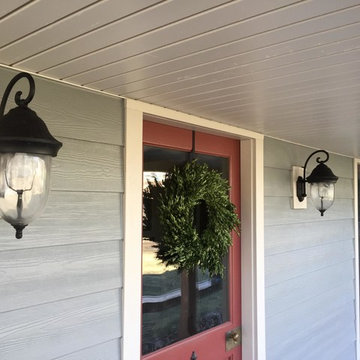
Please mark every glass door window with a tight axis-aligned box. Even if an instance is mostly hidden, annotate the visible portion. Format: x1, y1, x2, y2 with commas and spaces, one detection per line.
142, 146, 230, 355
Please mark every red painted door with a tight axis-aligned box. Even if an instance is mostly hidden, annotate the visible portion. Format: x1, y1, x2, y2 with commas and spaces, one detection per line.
142, 120, 241, 360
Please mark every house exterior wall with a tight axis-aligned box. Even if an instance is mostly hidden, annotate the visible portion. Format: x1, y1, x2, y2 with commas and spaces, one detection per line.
0, 64, 357, 360
0, 67, 124, 359
264, 137, 356, 360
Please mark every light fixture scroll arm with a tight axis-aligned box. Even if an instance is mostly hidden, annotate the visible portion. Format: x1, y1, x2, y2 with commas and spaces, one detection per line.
296, 149, 329, 202
0, 72, 35, 117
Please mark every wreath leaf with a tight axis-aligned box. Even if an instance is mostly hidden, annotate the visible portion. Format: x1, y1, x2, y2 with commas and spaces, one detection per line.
144, 160, 240, 277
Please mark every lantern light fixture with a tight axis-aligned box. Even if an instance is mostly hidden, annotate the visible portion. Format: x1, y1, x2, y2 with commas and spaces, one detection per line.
0, 72, 62, 239
294, 149, 338, 216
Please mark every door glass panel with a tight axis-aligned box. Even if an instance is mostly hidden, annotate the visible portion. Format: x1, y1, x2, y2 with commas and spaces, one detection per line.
142, 146, 229, 356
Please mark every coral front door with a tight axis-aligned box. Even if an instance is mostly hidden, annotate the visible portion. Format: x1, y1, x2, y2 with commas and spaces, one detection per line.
142, 120, 241, 360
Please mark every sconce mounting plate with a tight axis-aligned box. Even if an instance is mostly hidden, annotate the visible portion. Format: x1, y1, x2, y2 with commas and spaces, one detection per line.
292, 166, 307, 210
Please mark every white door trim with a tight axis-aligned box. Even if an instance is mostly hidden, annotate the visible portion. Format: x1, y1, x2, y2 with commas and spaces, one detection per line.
122, 98, 265, 360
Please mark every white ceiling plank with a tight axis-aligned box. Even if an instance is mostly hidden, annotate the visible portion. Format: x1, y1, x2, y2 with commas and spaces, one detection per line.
15, 0, 232, 72
153, 63, 360, 112
0, 0, 30, 19
216, 85, 360, 118
200, 105, 360, 141
221, 106, 358, 131
168, 85, 360, 124
64, 0, 360, 87
252, 101, 360, 126
38, 0, 303, 78
0, 0, 98, 49
204, 78, 360, 117
106, 34, 360, 97
153, 74, 357, 115
219, 107, 360, 144
89, 22, 360, 92
264, 95, 360, 117
0, 0, 163, 65
127, 62, 360, 107
138, 48, 360, 105
176, 69, 360, 114
142, 78, 360, 120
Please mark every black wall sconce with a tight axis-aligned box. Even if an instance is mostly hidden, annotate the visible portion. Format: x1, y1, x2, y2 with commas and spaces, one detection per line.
0, 72, 62, 238
294, 150, 338, 216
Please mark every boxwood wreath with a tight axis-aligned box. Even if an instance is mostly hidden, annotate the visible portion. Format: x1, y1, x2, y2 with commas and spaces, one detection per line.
144, 160, 240, 277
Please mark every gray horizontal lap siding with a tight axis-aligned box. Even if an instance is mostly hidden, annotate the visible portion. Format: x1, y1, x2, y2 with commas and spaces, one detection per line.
264, 137, 356, 360
0, 67, 124, 360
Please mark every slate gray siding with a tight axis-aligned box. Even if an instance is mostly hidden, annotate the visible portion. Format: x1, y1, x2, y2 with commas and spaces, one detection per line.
264, 137, 356, 360
0, 67, 124, 359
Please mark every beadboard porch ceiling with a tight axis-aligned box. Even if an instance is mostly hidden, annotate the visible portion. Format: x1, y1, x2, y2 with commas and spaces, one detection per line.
1, 0, 360, 157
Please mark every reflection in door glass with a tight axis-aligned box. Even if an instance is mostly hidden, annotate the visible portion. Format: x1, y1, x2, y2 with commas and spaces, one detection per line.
142, 146, 229, 355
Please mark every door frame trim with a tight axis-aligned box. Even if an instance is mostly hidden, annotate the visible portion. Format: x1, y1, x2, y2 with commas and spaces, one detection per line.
123, 98, 265, 360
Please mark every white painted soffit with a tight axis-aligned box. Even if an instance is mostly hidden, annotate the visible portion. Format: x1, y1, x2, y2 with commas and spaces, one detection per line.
0, 0, 360, 156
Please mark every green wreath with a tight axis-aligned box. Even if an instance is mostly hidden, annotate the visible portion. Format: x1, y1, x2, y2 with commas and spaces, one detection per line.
144, 160, 240, 276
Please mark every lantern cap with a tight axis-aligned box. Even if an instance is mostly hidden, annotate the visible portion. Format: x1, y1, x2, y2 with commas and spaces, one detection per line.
306, 162, 338, 184
0, 105, 62, 156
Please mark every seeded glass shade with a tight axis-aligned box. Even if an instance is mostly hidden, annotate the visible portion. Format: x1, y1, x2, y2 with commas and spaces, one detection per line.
0, 153, 52, 235
310, 182, 335, 216
306, 161, 338, 216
